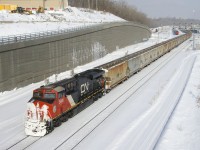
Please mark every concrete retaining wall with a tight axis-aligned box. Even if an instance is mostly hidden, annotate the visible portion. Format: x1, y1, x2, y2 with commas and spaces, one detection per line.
0, 22, 151, 92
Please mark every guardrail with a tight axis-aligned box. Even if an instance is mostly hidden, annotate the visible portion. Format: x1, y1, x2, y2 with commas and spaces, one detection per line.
0, 22, 149, 45
0, 24, 94, 45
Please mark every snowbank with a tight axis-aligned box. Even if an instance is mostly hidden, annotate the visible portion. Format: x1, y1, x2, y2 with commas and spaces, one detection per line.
156, 53, 200, 150
0, 7, 124, 36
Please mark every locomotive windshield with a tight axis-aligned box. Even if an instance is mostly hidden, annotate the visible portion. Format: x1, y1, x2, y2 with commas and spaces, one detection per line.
44, 93, 56, 99
33, 92, 56, 104
33, 92, 42, 98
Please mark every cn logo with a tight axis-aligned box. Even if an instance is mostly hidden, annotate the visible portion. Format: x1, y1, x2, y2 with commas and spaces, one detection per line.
81, 82, 89, 94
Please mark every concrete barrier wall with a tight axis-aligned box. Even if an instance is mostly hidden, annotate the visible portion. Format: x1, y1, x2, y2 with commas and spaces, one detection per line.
0, 22, 151, 92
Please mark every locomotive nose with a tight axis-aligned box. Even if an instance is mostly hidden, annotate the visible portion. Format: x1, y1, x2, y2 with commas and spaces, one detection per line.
25, 102, 49, 136
25, 120, 47, 136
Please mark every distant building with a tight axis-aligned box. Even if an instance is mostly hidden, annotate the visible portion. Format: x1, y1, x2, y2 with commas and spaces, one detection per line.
0, 0, 68, 10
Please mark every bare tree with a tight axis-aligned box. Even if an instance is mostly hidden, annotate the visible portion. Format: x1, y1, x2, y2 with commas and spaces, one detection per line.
69, 0, 151, 26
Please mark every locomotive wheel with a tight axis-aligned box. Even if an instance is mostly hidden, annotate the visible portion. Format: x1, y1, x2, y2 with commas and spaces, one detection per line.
68, 111, 73, 118
54, 118, 62, 127
94, 95, 98, 101
61, 114, 68, 122
99, 92, 102, 98
69, 108, 78, 118
78, 104, 84, 112
46, 121, 54, 134
106, 89, 111, 93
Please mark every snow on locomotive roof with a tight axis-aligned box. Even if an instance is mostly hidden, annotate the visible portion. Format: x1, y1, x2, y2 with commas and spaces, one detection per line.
54, 86, 65, 92
74, 69, 105, 79
39, 85, 53, 89
48, 77, 75, 87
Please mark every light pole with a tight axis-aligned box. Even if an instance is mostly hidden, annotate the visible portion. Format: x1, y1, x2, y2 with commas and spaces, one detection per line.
192, 24, 195, 50
192, 10, 196, 50
193, 34, 195, 50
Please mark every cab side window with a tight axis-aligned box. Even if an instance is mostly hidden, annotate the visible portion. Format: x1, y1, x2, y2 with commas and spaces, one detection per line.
65, 81, 77, 94
58, 92, 65, 99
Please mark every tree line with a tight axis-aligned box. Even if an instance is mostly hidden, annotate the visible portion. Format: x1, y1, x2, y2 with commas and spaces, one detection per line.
68, 0, 152, 26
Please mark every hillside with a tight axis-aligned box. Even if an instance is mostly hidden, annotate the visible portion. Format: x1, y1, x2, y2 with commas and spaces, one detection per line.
0, 7, 125, 36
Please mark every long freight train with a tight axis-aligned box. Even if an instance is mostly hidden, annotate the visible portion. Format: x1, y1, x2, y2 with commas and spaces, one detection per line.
25, 32, 191, 136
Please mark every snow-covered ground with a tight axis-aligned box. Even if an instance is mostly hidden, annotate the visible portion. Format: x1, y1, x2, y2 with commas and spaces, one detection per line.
0, 7, 124, 36
0, 7, 200, 150
156, 52, 200, 150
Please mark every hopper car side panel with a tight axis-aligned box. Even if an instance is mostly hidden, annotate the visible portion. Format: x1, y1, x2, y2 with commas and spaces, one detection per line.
105, 62, 128, 89
127, 55, 141, 75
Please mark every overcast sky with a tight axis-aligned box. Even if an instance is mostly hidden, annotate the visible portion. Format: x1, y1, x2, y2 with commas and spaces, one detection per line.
123, 0, 199, 19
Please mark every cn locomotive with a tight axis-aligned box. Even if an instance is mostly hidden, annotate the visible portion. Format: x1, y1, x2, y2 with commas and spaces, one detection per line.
25, 69, 106, 136
25, 33, 191, 136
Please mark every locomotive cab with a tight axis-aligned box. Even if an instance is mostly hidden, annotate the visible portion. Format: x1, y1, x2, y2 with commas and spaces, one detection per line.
25, 86, 70, 136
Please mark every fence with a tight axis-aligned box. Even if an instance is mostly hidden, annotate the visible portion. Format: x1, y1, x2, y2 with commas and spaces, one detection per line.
0, 24, 94, 45
0, 21, 149, 45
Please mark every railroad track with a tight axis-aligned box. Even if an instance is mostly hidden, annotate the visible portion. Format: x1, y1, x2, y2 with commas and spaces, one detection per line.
6, 136, 41, 150
54, 39, 192, 150
6, 136, 29, 150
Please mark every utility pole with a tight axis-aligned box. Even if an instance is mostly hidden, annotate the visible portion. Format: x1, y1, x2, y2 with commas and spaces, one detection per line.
192, 24, 196, 50
193, 33, 195, 50
192, 10, 196, 50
